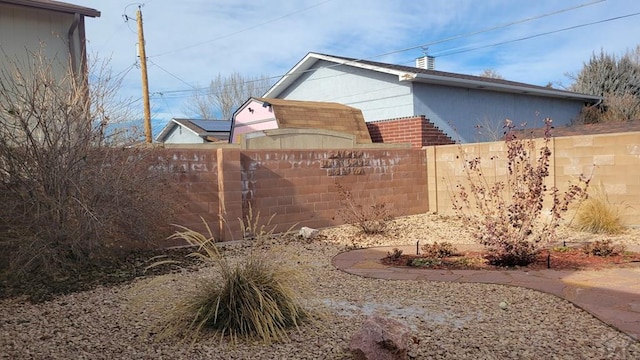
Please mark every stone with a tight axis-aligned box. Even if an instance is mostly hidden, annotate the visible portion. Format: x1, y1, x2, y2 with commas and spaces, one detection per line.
349, 316, 411, 360
298, 226, 319, 240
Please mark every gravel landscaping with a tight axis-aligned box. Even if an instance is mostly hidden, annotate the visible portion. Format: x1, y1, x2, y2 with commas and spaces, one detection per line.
1, 213, 639, 359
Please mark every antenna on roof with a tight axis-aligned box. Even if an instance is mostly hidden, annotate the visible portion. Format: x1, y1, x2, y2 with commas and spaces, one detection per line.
416, 46, 435, 70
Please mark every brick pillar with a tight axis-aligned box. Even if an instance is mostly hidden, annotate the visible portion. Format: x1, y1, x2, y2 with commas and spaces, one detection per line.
216, 148, 244, 241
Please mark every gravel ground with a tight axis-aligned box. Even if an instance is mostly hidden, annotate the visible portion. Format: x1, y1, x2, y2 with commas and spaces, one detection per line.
1, 213, 640, 359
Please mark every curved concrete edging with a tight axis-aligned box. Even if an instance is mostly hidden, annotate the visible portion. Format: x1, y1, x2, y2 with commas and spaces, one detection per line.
331, 245, 640, 342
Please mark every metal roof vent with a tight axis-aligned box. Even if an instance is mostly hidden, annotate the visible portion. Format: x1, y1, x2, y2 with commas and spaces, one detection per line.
416, 55, 435, 70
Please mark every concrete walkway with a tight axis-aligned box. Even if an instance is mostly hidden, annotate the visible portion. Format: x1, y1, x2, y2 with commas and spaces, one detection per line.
332, 244, 640, 341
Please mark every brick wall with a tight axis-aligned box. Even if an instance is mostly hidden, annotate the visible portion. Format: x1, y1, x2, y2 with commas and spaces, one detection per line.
165, 147, 428, 241
367, 116, 454, 148
241, 149, 428, 235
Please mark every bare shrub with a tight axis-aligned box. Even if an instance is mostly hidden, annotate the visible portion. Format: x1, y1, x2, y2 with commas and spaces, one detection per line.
583, 239, 626, 257
420, 242, 458, 258
0, 47, 178, 297
570, 46, 640, 123
575, 92, 640, 124
452, 118, 590, 266
335, 181, 393, 235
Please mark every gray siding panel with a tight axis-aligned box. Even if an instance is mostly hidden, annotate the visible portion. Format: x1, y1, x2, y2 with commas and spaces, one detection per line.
1, 3, 75, 75
278, 60, 415, 122
413, 84, 585, 143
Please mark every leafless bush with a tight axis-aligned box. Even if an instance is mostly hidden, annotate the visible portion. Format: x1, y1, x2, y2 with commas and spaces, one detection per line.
452, 119, 590, 266
0, 47, 178, 291
335, 182, 393, 235
575, 92, 640, 124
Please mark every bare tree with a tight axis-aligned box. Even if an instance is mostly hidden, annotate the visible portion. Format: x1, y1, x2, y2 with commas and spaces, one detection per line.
474, 116, 505, 142
0, 46, 178, 295
184, 72, 273, 119
478, 69, 505, 80
570, 46, 640, 96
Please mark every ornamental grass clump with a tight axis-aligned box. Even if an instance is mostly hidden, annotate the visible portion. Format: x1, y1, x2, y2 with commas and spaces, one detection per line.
573, 185, 624, 235
452, 118, 590, 266
148, 219, 309, 345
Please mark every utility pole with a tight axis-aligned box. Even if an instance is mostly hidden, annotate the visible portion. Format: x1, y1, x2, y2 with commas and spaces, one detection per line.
136, 6, 152, 143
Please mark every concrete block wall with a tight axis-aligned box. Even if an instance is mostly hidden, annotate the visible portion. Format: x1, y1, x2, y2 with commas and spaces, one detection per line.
426, 132, 640, 226
162, 148, 223, 238
367, 116, 454, 148
553, 132, 640, 225
240, 149, 428, 236
164, 147, 428, 241
162, 131, 640, 242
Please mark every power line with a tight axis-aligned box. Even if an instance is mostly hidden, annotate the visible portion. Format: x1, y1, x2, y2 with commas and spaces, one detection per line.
433, 11, 640, 58
149, 0, 333, 58
147, 59, 197, 89
146, 0, 608, 98
366, 0, 607, 60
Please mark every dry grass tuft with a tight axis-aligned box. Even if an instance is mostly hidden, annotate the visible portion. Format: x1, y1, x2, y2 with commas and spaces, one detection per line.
573, 186, 624, 235
142, 218, 310, 346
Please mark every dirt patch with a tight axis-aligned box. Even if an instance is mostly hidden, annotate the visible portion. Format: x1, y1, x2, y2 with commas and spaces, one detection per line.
0, 246, 204, 302
381, 247, 640, 271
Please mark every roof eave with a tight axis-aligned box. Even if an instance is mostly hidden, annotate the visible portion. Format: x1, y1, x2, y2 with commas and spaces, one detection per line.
2, 0, 101, 17
263, 52, 408, 98
412, 73, 602, 102
155, 120, 179, 142
155, 119, 203, 142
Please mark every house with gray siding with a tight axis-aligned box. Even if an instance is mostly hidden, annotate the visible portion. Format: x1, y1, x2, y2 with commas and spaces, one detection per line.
263, 52, 602, 143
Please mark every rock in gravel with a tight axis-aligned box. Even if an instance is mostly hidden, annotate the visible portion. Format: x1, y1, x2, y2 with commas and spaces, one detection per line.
298, 226, 319, 240
349, 315, 411, 360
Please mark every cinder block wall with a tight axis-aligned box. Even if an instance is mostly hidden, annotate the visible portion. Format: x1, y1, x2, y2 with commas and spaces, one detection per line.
163, 131, 640, 241
164, 147, 428, 241
426, 132, 640, 226
367, 116, 454, 148
241, 149, 428, 235
553, 132, 640, 226
160, 148, 223, 239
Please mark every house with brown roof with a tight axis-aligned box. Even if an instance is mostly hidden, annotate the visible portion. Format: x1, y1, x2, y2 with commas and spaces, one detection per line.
156, 118, 232, 144
230, 97, 372, 148
263, 52, 602, 143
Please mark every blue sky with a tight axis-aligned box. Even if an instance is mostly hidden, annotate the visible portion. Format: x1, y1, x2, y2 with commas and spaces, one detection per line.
72, 0, 640, 137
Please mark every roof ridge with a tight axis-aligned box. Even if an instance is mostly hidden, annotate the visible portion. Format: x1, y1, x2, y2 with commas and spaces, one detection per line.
310, 52, 596, 98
